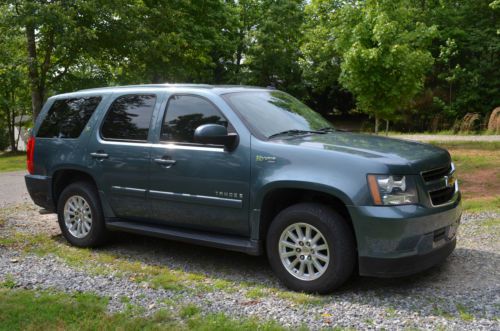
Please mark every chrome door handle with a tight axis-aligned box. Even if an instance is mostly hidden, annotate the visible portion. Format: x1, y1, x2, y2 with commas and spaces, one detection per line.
154, 158, 176, 168
90, 152, 109, 159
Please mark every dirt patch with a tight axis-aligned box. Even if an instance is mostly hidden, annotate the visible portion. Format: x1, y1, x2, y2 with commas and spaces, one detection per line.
447, 149, 494, 157
458, 168, 500, 199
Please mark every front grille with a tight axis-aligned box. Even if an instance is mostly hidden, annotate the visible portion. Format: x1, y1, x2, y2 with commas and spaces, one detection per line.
422, 164, 452, 182
429, 186, 455, 205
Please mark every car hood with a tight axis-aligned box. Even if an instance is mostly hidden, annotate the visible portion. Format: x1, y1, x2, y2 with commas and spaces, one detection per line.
275, 132, 451, 172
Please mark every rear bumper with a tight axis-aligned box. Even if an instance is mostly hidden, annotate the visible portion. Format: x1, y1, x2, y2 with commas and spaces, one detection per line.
25, 174, 54, 211
348, 196, 461, 277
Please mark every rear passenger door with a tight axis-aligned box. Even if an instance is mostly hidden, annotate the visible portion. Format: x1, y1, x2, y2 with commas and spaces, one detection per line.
88, 93, 160, 220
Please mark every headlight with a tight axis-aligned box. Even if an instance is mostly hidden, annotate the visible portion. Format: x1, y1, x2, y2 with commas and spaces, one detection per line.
367, 175, 418, 205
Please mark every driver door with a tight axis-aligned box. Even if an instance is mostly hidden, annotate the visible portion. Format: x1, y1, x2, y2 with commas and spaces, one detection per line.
148, 94, 251, 236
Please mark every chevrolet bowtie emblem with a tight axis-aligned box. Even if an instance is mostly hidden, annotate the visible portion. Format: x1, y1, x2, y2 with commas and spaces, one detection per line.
444, 175, 456, 188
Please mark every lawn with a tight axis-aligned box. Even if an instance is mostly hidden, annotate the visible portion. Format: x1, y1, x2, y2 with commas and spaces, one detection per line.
0, 152, 26, 173
0, 286, 283, 331
431, 141, 499, 212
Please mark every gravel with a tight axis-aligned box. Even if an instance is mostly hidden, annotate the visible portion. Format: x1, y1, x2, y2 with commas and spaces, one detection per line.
1, 204, 499, 330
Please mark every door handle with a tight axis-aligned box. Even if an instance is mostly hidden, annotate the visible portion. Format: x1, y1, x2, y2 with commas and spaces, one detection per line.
90, 152, 109, 159
154, 158, 176, 168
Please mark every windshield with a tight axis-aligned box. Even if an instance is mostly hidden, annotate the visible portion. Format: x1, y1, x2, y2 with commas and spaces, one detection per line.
222, 91, 333, 139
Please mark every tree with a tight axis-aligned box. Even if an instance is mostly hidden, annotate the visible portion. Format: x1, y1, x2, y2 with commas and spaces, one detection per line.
0, 12, 30, 152
423, 0, 500, 122
334, 0, 435, 133
3, 0, 131, 120
301, 0, 355, 117
115, 0, 240, 84
244, 0, 306, 95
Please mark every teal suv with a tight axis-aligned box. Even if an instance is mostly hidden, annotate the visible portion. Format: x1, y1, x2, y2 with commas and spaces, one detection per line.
25, 84, 461, 293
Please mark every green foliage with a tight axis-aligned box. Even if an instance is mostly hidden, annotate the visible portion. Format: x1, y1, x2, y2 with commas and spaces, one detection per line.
244, 0, 306, 96
333, 0, 435, 128
0, 0, 498, 132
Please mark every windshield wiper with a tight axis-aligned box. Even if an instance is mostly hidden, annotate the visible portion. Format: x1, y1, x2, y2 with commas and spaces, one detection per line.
268, 129, 324, 139
318, 127, 336, 132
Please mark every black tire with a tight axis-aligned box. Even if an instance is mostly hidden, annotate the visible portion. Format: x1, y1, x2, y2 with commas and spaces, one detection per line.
266, 203, 356, 293
57, 181, 108, 247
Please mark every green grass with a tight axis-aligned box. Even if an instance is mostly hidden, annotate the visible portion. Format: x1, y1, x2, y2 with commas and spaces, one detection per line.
272, 290, 324, 306
0, 288, 285, 331
0, 152, 26, 172
462, 197, 500, 213
246, 286, 267, 299
0, 232, 206, 292
430, 141, 500, 151
390, 130, 498, 136
450, 153, 499, 172
456, 304, 474, 322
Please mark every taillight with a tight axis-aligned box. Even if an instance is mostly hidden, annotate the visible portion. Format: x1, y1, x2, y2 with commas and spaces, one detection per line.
27, 136, 35, 174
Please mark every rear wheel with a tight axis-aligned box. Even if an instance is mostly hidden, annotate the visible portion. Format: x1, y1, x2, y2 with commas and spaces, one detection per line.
266, 203, 356, 293
57, 181, 108, 247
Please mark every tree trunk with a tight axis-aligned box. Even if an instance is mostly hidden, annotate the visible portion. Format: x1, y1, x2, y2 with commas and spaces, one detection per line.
6, 106, 16, 152
26, 24, 43, 121
374, 115, 379, 134
385, 119, 389, 136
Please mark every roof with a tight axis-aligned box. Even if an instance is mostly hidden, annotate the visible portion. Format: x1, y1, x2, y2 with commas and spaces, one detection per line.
71, 84, 270, 95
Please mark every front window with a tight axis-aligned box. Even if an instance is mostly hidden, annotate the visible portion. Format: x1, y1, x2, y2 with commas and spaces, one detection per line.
222, 91, 332, 139
161, 95, 228, 144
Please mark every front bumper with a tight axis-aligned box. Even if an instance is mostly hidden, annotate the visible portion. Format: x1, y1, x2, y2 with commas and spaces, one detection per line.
25, 174, 54, 211
348, 195, 461, 277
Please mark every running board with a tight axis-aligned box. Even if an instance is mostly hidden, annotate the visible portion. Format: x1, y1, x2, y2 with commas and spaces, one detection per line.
106, 220, 262, 256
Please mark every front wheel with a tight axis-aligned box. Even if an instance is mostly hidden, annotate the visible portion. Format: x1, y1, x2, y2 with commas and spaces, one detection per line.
266, 203, 356, 293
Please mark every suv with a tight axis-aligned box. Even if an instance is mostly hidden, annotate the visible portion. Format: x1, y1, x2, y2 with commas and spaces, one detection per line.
25, 84, 461, 293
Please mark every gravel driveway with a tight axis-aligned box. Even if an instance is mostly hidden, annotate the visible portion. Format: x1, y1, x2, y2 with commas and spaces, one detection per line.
0, 172, 499, 330
0, 171, 29, 207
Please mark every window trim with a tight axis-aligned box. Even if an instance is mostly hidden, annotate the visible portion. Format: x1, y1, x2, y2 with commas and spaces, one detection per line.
99, 93, 157, 143
158, 93, 236, 149
36, 96, 103, 139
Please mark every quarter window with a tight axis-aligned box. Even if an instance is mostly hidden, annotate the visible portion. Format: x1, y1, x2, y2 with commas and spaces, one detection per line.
161, 95, 228, 143
37, 97, 102, 138
101, 94, 156, 141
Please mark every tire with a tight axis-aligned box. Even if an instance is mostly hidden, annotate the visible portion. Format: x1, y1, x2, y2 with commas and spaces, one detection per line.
266, 203, 356, 293
57, 181, 108, 247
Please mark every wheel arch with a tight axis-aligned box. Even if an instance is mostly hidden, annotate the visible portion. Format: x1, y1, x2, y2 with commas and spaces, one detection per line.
254, 182, 356, 246
51, 167, 99, 210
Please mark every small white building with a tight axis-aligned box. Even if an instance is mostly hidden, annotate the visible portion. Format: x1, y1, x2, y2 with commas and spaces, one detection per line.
9, 115, 31, 151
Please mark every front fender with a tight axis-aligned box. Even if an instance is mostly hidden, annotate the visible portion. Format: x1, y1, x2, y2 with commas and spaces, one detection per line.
254, 180, 353, 211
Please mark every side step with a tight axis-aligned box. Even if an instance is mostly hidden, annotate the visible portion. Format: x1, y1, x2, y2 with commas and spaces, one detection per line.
106, 220, 262, 256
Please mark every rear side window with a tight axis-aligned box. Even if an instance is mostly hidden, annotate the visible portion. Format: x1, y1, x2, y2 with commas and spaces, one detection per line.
161, 95, 228, 143
101, 94, 156, 141
37, 96, 102, 138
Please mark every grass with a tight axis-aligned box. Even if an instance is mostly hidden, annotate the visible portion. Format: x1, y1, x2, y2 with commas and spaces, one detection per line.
272, 290, 324, 306
0, 287, 285, 331
456, 304, 474, 322
0, 232, 206, 293
430, 141, 499, 205
0, 230, 321, 306
0, 151, 26, 172
430, 141, 500, 151
462, 197, 500, 213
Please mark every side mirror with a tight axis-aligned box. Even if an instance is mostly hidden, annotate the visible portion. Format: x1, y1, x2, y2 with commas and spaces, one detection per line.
193, 124, 238, 151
